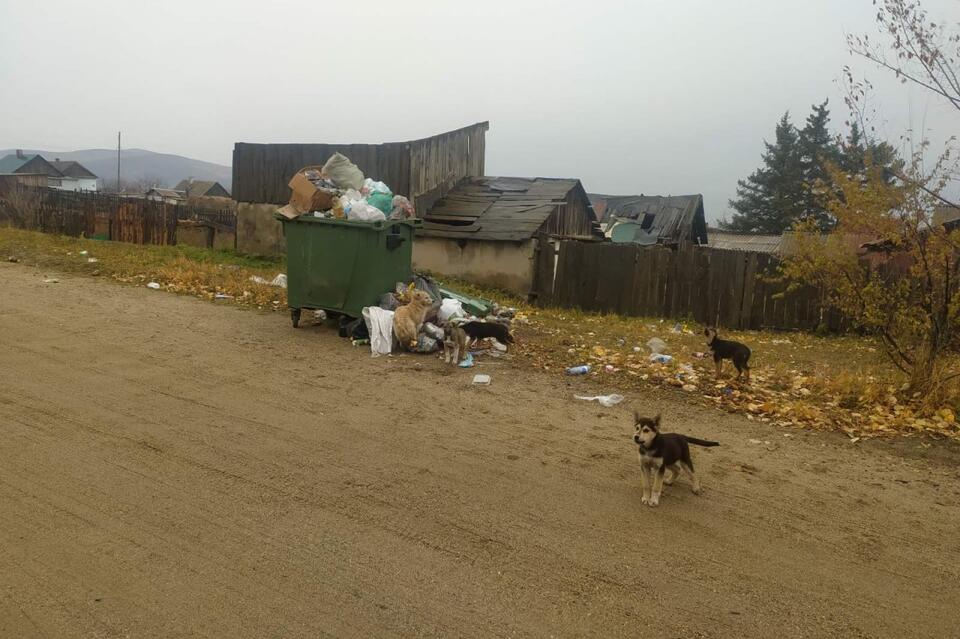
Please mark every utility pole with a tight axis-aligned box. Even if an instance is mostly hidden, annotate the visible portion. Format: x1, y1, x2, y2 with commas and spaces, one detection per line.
117, 131, 121, 193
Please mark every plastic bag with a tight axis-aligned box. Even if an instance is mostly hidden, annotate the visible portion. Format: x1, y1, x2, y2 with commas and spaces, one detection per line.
411, 334, 439, 353
367, 191, 394, 215
646, 337, 668, 354
322, 153, 364, 190
390, 195, 415, 219
438, 298, 465, 323
362, 178, 391, 194
575, 394, 625, 407
362, 306, 394, 356
347, 201, 386, 222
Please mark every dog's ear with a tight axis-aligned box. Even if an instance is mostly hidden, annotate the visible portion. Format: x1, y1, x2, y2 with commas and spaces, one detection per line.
653, 413, 661, 427
633, 410, 641, 424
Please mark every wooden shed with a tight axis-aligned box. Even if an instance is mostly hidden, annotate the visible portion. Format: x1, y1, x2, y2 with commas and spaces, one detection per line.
414, 177, 601, 295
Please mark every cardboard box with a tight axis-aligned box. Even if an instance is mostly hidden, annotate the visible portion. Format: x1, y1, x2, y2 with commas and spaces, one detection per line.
288, 165, 337, 213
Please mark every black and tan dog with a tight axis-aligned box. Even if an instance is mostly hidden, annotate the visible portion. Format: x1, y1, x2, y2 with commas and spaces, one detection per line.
460, 320, 514, 350
633, 412, 719, 507
704, 327, 751, 381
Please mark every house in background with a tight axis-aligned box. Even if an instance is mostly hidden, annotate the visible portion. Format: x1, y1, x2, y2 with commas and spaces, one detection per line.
590, 194, 708, 247
0, 150, 98, 192
0, 151, 60, 188
175, 178, 231, 199
415, 176, 601, 295
145, 187, 186, 204
49, 158, 99, 191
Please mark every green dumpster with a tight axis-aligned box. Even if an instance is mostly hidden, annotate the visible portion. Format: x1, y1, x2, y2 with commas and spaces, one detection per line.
276, 214, 420, 326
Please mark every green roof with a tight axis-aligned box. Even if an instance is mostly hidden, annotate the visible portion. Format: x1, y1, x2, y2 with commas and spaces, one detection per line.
0, 154, 34, 173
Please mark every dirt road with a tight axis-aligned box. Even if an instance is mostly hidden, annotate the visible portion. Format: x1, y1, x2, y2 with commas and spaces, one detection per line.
1, 263, 959, 638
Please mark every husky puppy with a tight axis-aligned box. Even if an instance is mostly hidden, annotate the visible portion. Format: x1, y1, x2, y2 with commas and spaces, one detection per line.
633, 412, 719, 507
704, 327, 751, 381
442, 323, 468, 365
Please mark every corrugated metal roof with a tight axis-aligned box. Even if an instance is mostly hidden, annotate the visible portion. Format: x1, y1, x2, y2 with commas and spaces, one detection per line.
596, 194, 707, 245
707, 231, 782, 253
175, 179, 229, 198
419, 177, 588, 241
146, 188, 185, 199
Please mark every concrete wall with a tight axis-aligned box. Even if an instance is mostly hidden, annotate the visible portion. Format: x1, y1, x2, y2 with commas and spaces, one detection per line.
176, 222, 213, 249
412, 237, 535, 295
237, 202, 285, 257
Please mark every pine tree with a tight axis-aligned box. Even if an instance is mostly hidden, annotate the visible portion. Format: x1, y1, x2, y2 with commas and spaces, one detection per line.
797, 100, 840, 229
722, 113, 806, 234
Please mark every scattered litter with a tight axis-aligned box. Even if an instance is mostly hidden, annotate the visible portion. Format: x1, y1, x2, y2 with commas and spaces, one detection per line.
646, 337, 667, 354
87, 257, 98, 263
682, 384, 697, 392
214, 293, 233, 299
566, 365, 591, 375
351, 338, 370, 346
692, 352, 707, 359
633, 346, 642, 353
249, 275, 269, 285
7, 256, 19, 263
491, 340, 508, 352
670, 323, 683, 334
315, 309, 328, 320
649, 353, 673, 364
79, 250, 88, 255
616, 338, 626, 347
575, 394, 625, 407
146, 282, 161, 289
771, 339, 792, 345
43, 277, 59, 283
270, 274, 287, 288
604, 364, 619, 373
472, 374, 491, 385
458, 353, 475, 368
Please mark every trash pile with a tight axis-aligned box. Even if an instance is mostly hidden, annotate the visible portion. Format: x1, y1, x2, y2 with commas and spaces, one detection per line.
277, 153, 416, 223
334, 273, 517, 367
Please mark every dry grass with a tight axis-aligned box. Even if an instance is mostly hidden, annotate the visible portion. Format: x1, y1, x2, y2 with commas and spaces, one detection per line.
2, 227, 957, 441
436, 276, 960, 442
0, 227, 289, 310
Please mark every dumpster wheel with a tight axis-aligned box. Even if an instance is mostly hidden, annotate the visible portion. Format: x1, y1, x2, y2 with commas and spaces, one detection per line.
291, 308, 301, 328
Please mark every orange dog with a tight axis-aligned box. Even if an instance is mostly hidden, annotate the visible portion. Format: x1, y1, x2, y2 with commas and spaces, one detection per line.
393, 290, 434, 350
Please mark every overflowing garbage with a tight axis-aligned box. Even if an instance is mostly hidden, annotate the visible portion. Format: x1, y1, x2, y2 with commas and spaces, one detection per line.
277, 153, 416, 223
344, 273, 517, 367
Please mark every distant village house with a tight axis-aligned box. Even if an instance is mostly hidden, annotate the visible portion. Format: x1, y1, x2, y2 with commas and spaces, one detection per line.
175, 178, 231, 199
0, 150, 98, 192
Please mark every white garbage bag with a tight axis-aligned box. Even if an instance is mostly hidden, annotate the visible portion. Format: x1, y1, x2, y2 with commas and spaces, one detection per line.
437, 298, 465, 323
362, 306, 395, 356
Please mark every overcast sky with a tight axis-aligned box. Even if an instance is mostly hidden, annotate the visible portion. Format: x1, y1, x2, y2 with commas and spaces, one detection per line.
1, 0, 957, 221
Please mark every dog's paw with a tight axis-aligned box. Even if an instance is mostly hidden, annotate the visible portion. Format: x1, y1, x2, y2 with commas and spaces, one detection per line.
641, 495, 650, 505
692, 486, 703, 495
664, 476, 675, 486
647, 499, 659, 508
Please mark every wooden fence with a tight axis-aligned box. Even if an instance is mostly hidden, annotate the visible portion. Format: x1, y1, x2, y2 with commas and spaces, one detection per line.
533, 239, 836, 331
0, 187, 235, 247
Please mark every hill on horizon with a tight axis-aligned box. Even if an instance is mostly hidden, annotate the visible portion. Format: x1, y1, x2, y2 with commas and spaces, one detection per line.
0, 148, 232, 192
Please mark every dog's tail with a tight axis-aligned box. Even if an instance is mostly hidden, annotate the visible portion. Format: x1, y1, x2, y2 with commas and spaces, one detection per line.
683, 435, 720, 447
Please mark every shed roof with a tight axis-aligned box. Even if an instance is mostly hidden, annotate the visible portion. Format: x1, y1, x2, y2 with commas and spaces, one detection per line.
175, 179, 229, 198
596, 194, 707, 245
146, 187, 185, 199
49, 160, 97, 179
419, 177, 588, 241
706, 231, 782, 253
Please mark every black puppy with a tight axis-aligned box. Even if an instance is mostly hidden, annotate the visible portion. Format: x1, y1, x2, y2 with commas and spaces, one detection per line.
633, 412, 719, 507
460, 320, 514, 349
704, 327, 751, 381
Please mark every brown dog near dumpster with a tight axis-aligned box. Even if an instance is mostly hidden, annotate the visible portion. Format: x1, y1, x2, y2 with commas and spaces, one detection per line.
393, 290, 434, 350
442, 323, 468, 365
704, 327, 751, 381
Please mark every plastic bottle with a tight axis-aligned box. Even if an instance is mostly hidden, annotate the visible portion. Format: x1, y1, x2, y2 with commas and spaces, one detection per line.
566, 365, 591, 375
